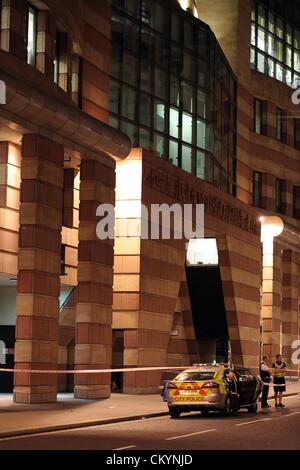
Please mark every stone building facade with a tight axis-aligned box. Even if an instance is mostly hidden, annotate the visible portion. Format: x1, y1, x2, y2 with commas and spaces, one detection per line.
0, 0, 299, 403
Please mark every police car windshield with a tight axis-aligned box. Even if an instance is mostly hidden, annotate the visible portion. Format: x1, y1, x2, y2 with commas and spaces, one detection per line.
176, 371, 215, 381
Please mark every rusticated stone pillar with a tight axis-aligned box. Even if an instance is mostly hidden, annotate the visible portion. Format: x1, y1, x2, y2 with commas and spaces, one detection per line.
14, 134, 64, 404
74, 157, 115, 399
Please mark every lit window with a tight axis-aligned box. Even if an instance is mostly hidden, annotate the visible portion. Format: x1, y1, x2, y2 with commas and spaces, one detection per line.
251, 1, 300, 87
186, 238, 219, 266
27, 5, 37, 67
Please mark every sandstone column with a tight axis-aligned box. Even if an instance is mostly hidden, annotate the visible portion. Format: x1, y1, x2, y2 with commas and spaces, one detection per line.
282, 249, 299, 375
262, 240, 282, 358
74, 157, 115, 399
14, 134, 64, 404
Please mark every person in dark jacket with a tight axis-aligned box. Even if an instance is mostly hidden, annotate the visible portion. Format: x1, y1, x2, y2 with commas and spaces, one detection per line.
260, 355, 271, 408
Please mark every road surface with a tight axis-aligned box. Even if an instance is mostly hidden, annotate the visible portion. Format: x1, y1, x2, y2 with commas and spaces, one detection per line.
0, 395, 299, 450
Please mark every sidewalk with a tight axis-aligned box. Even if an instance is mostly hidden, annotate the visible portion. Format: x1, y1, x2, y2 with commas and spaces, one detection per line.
0, 381, 299, 439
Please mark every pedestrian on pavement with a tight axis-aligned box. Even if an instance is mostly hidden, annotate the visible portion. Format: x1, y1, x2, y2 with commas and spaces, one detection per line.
260, 355, 271, 408
272, 354, 286, 408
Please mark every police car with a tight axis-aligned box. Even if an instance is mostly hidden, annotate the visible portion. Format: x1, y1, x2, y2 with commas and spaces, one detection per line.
165, 364, 262, 418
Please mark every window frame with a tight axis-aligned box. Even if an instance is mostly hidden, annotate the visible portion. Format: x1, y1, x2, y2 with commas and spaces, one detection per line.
275, 177, 285, 214
252, 171, 262, 207
26, 4, 37, 67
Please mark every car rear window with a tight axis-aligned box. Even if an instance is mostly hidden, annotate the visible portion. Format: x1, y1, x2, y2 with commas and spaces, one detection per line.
175, 371, 215, 381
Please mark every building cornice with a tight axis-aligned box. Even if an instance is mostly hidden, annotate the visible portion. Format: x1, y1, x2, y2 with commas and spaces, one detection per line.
0, 50, 131, 162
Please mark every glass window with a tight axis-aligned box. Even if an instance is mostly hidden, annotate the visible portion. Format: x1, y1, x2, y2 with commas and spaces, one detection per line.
182, 82, 194, 113
257, 52, 265, 73
276, 108, 286, 142
276, 17, 283, 39
184, 21, 196, 50
154, 2, 168, 34
182, 112, 193, 144
111, 46, 123, 78
257, 28, 265, 51
267, 58, 275, 77
154, 68, 167, 100
109, 80, 121, 114
141, 27, 154, 60
252, 171, 262, 207
141, 0, 153, 27
197, 119, 206, 149
141, 59, 152, 93
276, 63, 283, 82
123, 52, 138, 85
181, 145, 192, 173
268, 35, 275, 57
154, 100, 165, 132
293, 186, 300, 219
258, 4, 265, 27
253, 98, 263, 134
169, 140, 179, 167
268, 12, 275, 32
275, 178, 285, 214
140, 93, 151, 127
109, 115, 119, 129
250, 47, 256, 68
154, 133, 165, 158
121, 121, 138, 146
196, 150, 205, 179
198, 60, 206, 88
121, 86, 137, 120
294, 119, 300, 150
109, 0, 236, 194
170, 76, 180, 107
112, 0, 140, 17
183, 53, 196, 81
139, 127, 151, 149
251, 24, 256, 46
171, 45, 183, 75
27, 5, 37, 67
169, 107, 179, 138
171, 13, 181, 43
197, 90, 207, 119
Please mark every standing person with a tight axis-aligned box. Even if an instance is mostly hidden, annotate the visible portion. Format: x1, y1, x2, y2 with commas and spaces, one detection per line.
272, 354, 286, 408
260, 356, 271, 408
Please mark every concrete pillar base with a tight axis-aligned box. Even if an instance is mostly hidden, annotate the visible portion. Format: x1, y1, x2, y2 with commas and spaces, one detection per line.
14, 389, 57, 404
74, 385, 111, 400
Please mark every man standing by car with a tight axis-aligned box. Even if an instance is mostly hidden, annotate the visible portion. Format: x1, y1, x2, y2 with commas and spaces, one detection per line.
272, 354, 286, 408
260, 356, 271, 408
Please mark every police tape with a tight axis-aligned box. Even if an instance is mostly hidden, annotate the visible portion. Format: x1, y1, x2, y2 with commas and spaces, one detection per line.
0, 366, 289, 388
0, 365, 189, 374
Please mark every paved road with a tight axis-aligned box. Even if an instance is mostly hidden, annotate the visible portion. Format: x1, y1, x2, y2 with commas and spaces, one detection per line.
0, 395, 299, 450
